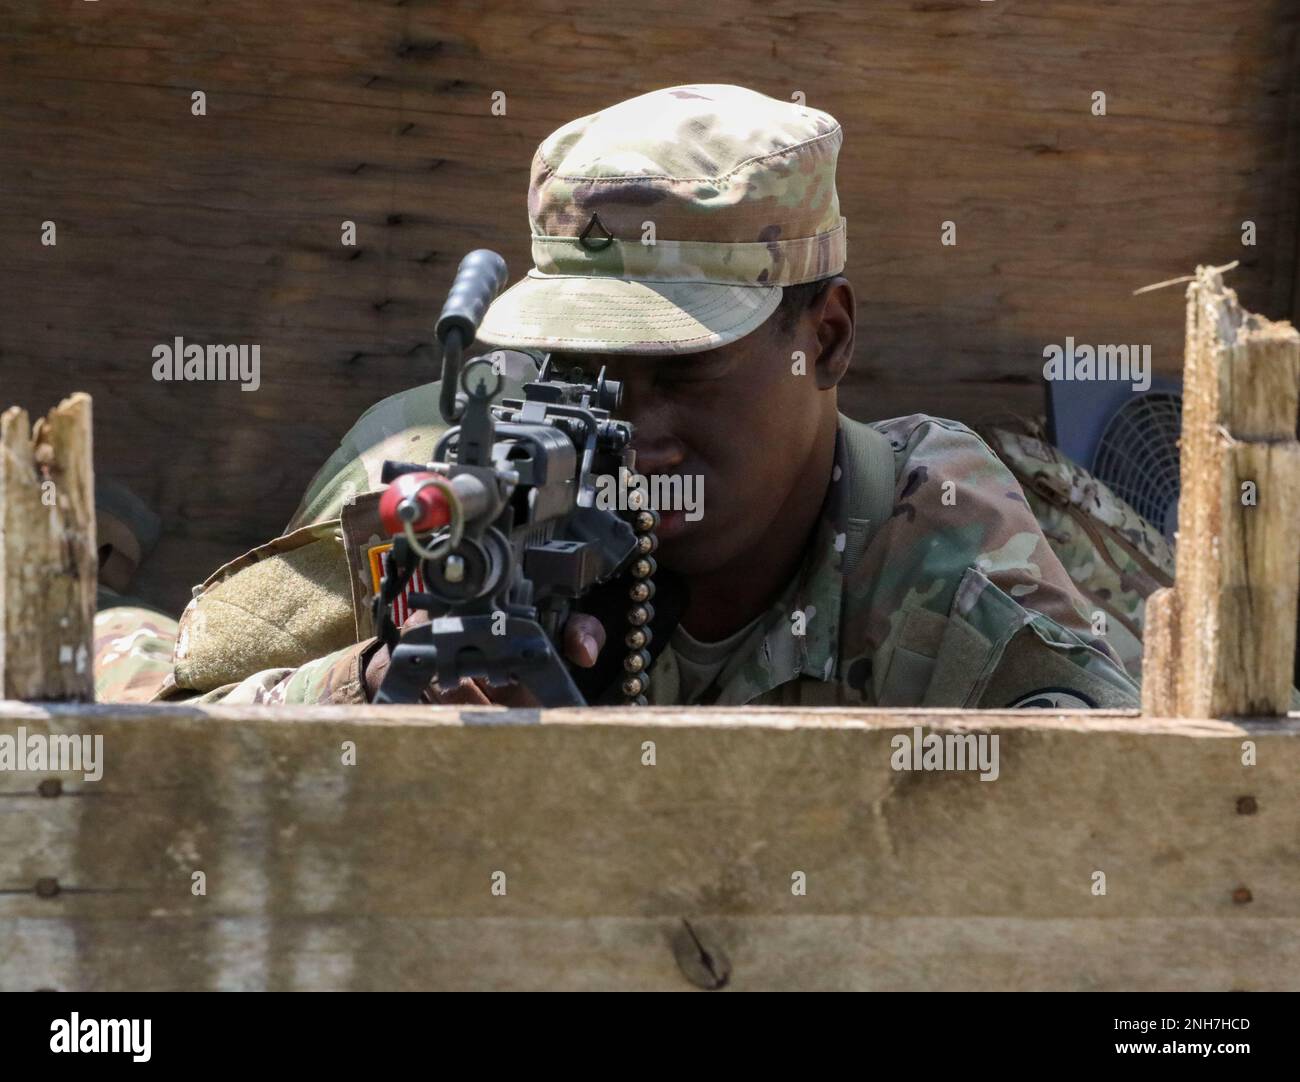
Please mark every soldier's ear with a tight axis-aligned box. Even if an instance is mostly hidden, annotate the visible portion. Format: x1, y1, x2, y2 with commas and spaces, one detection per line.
810, 276, 855, 390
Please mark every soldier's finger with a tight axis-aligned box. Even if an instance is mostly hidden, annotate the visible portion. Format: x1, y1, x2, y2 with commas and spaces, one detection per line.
485, 677, 541, 708
429, 677, 492, 705
563, 613, 606, 668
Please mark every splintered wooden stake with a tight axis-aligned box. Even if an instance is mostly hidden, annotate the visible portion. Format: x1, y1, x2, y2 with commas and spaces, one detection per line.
1142, 268, 1300, 717
0, 393, 97, 700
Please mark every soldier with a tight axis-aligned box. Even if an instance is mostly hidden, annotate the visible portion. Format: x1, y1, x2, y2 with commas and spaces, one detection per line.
97, 84, 1139, 710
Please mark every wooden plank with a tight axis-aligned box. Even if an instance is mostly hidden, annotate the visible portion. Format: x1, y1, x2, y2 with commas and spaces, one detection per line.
0, 395, 96, 700
2, 0, 1298, 611
9, 915, 1300, 993
1, 701, 1297, 990
1219, 439, 1300, 707
1143, 267, 1300, 717
1139, 587, 1177, 717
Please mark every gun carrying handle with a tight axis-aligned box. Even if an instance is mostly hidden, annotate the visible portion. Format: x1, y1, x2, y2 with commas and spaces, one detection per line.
435, 249, 509, 423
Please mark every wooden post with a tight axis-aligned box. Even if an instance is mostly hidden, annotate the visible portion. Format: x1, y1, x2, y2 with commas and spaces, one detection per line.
0, 393, 97, 700
1142, 267, 1300, 717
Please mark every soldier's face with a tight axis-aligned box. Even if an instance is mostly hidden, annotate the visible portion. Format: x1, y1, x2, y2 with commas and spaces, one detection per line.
550, 299, 844, 576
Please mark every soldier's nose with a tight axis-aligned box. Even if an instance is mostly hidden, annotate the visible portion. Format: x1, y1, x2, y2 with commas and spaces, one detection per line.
630, 437, 687, 475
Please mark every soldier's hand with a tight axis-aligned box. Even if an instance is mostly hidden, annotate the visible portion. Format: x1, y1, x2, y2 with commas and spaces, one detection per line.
363, 609, 607, 704
562, 613, 606, 668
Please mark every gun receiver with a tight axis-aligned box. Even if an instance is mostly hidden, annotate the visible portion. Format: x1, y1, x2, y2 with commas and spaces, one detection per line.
371, 250, 652, 706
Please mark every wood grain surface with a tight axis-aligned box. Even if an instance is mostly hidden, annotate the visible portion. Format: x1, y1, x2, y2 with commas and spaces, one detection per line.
0, 394, 96, 700
1, 1, 1298, 612
1, 701, 1296, 990
1142, 268, 1300, 716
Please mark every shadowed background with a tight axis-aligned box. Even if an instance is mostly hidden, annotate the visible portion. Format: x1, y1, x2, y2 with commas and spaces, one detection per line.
2, 0, 1298, 614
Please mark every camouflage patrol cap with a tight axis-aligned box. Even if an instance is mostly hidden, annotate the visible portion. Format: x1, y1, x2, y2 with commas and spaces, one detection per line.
476, 84, 847, 355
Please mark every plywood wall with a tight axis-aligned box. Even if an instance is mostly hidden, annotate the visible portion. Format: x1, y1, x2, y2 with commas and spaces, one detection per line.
2, 0, 1298, 613
4, 701, 1298, 991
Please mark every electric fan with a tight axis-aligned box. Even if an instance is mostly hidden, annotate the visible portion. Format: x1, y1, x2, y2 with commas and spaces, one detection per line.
1046, 376, 1183, 545
1090, 391, 1183, 544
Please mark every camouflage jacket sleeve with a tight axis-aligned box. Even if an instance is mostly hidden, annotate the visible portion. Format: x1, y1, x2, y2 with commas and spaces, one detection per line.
851, 415, 1140, 709
155, 639, 379, 706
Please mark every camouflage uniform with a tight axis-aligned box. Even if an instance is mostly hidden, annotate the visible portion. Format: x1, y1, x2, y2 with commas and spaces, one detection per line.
646, 414, 1138, 708
980, 421, 1176, 681
93, 84, 1140, 709
93, 590, 179, 703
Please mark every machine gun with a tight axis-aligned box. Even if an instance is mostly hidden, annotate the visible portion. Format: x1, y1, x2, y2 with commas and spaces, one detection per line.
371, 250, 667, 706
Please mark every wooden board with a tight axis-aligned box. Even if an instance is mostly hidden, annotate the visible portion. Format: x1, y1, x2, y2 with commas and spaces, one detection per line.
1, 701, 1297, 990
0, 394, 96, 700
1141, 268, 1300, 716
1, 0, 1298, 612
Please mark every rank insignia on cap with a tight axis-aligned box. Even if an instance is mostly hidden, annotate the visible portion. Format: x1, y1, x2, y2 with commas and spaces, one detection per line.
367, 542, 428, 626
577, 212, 614, 251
